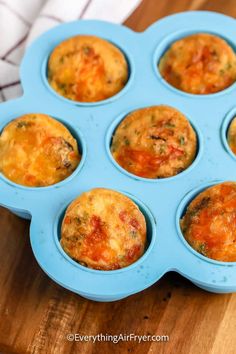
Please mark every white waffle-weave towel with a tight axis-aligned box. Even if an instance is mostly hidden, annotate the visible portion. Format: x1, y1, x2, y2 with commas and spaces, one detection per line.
0, 0, 142, 102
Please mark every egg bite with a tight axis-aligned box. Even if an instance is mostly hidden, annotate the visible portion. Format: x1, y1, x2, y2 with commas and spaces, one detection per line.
159, 33, 236, 94
47, 35, 129, 102
61, 188, 147, 270
227, 117, 236, 155
180, 182, 236, 262
0, 113, 81, 187
111, 105, 197, 179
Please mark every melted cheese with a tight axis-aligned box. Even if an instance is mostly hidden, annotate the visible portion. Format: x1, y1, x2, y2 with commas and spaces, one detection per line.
48, 35, 128, 102
0, 114, 81, 187
61, 188, 147, 270
159, 33, 236, 94
227, 117, 236, 155
181, 182, 236, 262
111, 105, 197, 179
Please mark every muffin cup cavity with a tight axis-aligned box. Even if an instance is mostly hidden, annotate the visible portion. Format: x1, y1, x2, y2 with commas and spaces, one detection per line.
42, 39, 134, 106
176, 181, 236, 266
106, 106, 203, 183
221, 107, 236, 161
154, 30, 236, 98
0, 114, 86, 190
54, 190, 156, 274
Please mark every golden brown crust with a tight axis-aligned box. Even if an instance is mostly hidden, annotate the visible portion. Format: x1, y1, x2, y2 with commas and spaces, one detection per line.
181, 182, 236, 262
227, 117, 236, 155
61, 188, 147, 270
0, 113, 81, 187
48, 35, 128, 102
111, 105, 197, 179
159, 33, 236, 94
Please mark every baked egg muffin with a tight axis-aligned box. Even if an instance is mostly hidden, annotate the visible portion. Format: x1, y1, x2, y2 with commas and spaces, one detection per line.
111, 105, 197, 179
181, 182, 236, 262
47, 35, 129, 102
61, 188, 147, 270
159, 33, 236, 94
227, 117, 236, 155
0, 113, 81, 187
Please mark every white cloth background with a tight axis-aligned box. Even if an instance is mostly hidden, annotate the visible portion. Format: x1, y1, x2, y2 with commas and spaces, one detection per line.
0, 0, 142, 102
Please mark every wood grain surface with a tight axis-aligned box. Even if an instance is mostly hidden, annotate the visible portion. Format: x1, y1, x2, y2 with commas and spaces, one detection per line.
1, 1, 236, 353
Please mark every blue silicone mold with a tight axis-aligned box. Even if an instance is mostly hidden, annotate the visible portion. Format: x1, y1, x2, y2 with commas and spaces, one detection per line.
1, 11, 236, 301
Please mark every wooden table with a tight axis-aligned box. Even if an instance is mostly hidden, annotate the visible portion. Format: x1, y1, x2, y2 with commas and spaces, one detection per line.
1, 1, 236, 353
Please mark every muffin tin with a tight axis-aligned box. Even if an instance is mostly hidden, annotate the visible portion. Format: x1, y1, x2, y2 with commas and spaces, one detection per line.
0, 11, 236, 301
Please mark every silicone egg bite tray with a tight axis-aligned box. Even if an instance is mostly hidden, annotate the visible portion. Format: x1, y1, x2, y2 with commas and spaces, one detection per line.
1, 11, 236, 302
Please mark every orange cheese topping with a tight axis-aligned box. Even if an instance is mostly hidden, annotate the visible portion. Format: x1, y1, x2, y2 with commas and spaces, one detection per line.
111, 105, 197, 179
48, 35, 128, 102
159, 33, 236, 94
61, 188, 147, 270
181, 182, 236, 262
0, 114, 81, 187
227, 117, 236, 155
